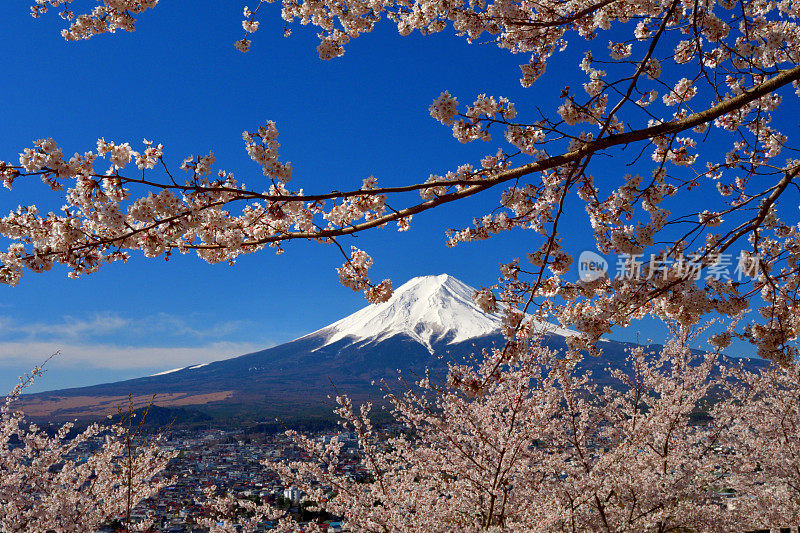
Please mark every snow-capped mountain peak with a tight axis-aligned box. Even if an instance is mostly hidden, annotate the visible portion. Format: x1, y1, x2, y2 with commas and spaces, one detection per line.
303, 274, 579, 353
311, 274, 500, 352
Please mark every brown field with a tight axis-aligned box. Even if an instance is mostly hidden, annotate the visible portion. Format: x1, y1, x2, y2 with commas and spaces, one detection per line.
18, 391, 234, 420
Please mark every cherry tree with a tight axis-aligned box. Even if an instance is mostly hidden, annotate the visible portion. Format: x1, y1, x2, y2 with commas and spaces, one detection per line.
718, 358, 800, 527
264, 328, 800, 532
271, 328, 750, 531
3, 0, 800, 530
0, 362, 176, 533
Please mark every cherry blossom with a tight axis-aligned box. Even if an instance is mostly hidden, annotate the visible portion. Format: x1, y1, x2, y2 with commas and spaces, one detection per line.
0, 360, 175, 533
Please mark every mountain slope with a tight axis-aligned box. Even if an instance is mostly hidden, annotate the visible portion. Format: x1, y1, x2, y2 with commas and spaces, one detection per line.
20, 274, 766, 423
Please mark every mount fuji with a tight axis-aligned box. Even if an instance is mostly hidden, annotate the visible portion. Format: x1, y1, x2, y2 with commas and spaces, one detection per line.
307, 274, 504, 352
305, 274, 575, 352
21, 274, 764, 424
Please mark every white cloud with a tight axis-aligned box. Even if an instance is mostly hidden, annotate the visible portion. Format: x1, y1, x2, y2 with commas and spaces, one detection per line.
0, 312, 277, 381
0, 340, 268, 370
0, 312, 257, 343
8, 313, 132, 339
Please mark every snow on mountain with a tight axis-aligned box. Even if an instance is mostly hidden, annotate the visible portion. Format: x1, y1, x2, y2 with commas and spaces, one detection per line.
149, 363, 210, 377
150, 366, 185, 376
305, 274, 577, 353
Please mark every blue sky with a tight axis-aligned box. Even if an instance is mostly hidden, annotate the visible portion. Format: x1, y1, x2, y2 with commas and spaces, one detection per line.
0, 1, 784, 392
